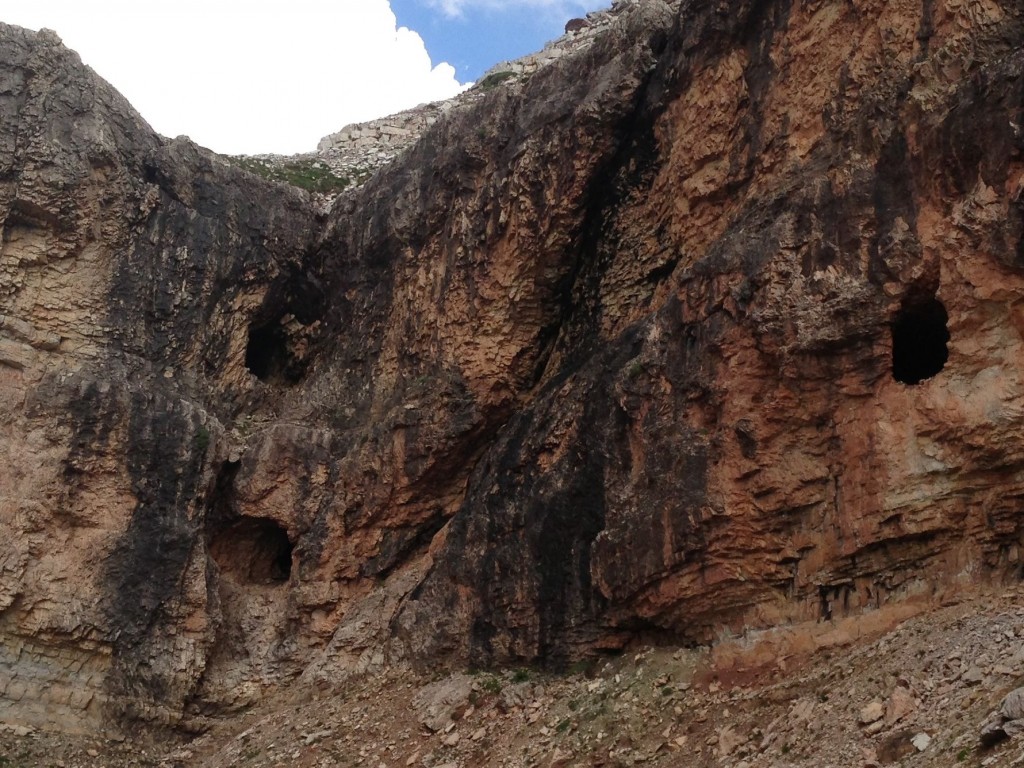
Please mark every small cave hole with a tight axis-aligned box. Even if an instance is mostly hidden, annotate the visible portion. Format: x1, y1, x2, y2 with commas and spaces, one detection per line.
243, 271, 324, 385
891, 295, 950, 385
245, 321, 301, 384
209, 517, 293, 585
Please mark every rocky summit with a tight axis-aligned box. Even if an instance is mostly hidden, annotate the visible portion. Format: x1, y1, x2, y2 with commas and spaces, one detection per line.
3, 0, 1024, 765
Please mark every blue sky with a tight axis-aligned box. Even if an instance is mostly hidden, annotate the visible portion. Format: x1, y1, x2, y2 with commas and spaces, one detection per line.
392, 0, 610, 81
1, 0, 611, 154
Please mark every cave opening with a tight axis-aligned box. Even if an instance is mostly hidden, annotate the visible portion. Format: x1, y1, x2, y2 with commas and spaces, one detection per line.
245, 321, 301, 384
244, 270, 326, 385
208, 517, 293, 585
891, 295, 949, 385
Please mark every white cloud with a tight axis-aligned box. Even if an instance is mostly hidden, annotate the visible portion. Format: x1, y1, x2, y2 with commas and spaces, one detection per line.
2, 0, 468, 155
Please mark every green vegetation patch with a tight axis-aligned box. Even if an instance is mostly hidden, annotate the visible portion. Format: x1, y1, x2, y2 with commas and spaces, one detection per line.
480, 675, 503, 695
229, 156, 353, 195
193, 425, 211, 454
478, 70, 518, 90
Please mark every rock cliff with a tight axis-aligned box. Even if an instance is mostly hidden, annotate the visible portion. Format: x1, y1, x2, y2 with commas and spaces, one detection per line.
252, 0, 645, 199
2, 0, 1024, 736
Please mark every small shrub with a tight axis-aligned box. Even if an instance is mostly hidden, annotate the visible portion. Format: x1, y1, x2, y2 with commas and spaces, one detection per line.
568, 660, 591, 675
481, 676, 502, 695
512, 668, 531, 683
193, 426, 211, 454
478, 70, 517, 90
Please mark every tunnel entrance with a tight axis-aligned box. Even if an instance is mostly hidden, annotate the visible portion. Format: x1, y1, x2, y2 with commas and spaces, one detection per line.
891, 295, 950, 385
208, 517, 293, 585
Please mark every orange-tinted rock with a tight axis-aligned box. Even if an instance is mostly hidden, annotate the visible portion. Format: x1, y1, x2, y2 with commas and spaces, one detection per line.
3, 0, 1024, 735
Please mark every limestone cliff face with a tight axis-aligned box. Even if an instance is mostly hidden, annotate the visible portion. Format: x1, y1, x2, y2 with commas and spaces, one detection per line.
0, 26, 319, 730
2, 0, 1024, 733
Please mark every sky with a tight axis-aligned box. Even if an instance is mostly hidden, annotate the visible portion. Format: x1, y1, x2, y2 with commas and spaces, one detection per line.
391, 0, 607, 82
2, 0, 608, 156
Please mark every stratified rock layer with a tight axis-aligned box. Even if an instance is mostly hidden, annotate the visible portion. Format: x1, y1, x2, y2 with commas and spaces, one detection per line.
2, 0, 1024, 733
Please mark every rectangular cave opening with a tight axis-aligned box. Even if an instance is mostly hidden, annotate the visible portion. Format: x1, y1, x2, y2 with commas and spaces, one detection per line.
208, 517, 293, 585
891, 294, 950, 385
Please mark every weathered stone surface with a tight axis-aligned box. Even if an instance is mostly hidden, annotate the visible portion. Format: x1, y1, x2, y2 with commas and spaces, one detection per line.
963, 666, 985, 685
1003, 718, 1024, 738
886, 685, 917, 725
860, 700, 886, 726
1001, 687, 1024, 721
390, 0, 1024, 669
412, 675, 474, 732
0, 22, 316, 732
2, 0, 1024, 738
980, 685, 1024, 746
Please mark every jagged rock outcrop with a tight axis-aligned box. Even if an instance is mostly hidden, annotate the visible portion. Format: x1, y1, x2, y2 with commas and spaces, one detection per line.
313, 100, 461, 183
253, 0, 646, 197
2, 0, 1024, 736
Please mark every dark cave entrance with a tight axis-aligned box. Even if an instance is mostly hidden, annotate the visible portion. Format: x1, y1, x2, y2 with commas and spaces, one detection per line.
244, 270, 326, 385
208, 517, 293, 585
891, 295, 950, 385
245, 321, 302, 384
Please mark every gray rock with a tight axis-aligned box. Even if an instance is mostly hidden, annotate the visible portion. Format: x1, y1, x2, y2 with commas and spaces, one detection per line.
411, 675, 474, 732
1003, 719, 1024, 738
963, 666, 985, 685
978, 688, 1024, 747
1000, 687, 1024, 721
499, 682, 532, 711
911, 732, 931, 751
1011, 644, 1024, 666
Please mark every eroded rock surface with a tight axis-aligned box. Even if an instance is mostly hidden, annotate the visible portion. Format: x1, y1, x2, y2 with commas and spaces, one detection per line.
2, 0, 1024, 735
